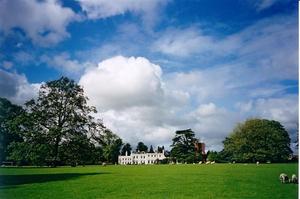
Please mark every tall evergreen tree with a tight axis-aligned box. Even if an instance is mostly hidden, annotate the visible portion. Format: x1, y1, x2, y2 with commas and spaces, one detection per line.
149, 145, 154, 153
170, 129, 198, 163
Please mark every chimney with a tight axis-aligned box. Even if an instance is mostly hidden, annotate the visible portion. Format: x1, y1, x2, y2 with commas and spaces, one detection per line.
125, 151, 128, 156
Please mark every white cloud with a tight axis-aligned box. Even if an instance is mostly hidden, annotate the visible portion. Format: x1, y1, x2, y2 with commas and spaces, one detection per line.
0, 0, 79, 46
153, 15, 297, 81
14, 51, 34, 65
79, 56, 164, 110
184, 103, 239, 151
79, 56, 192, 147
77, 0, 157, 18
76, 0, 167, 28
237, 96, 298, 131
0, 69, 40, 104
40, 52, 94, 75
152, 27, 217, 57
253, 0, 282, 11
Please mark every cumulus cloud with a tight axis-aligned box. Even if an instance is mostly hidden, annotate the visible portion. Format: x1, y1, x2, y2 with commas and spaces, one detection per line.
77, 55, 297, 150
0, 69, 40, 104
79, 56, 164, 110
79, 56, 191, 147
0, 0, 79, 46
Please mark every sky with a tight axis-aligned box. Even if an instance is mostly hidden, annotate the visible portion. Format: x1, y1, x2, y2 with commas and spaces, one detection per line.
0, 0, 298, 151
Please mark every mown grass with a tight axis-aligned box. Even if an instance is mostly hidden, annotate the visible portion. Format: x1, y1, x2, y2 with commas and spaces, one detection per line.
0, 163, 298, 199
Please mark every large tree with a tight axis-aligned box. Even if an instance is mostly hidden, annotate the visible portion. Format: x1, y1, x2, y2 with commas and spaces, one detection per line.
93, 128, 123, 163
222, 118, 292, 163
136, 142, 148, 152
0, 98, 23, 163
170, 129, 198, 163
9, 77, 102, 166
121, 143, 132, 156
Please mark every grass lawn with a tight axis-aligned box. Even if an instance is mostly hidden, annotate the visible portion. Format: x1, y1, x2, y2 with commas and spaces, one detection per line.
0, 163, 298, 199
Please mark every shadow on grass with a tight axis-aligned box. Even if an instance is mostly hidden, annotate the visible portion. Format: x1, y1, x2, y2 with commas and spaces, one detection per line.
0, 172, 108, 187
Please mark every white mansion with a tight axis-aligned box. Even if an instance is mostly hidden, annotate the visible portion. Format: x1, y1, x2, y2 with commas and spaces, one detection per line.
118, 151, 166, 165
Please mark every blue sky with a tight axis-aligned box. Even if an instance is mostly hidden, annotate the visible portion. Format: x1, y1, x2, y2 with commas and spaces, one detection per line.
0, 0, 298, 151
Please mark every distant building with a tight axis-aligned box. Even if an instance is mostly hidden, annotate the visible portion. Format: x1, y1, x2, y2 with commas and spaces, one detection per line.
118, 151, 166, 165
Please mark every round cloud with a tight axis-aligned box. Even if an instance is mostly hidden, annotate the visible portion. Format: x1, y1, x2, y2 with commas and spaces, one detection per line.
79, 56, 163, 110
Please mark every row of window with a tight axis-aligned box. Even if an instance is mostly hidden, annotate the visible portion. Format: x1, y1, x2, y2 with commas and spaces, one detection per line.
121, 158, 132, 161
132, 155, 161, 159
120, 155, 161, 161
120, 160, 156, 164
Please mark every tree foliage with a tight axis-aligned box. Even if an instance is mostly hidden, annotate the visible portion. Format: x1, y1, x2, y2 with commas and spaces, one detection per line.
157, 146, 165, 153
222, 118, 292, 163
136, 142, 148, 152
149, 145, 154, 153
170, 129, 198, 163
93, 129, 123, 163
8, 77, 105, 166
0, 98, 23, 163
121, 143, 132, 156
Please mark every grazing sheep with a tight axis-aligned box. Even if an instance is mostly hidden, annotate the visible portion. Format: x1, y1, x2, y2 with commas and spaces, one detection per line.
279, 173, 289, 183
290, 174, 298, 184
198, 161, 203, 164
206, 161, 211, 164
256, 161, 259, 165
211, 161, 215, 164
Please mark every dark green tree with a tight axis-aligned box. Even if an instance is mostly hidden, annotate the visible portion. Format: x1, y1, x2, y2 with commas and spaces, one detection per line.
149, 145, 154, 153
93, 129, 123, 163
170, 129, 198, 163
136, 142, 148, 152
0, 98, 23, 163
206, 151, 221, 162
121, 143, 132, 156
157, 146, 165, 153
222, 118, 292, 163
59, 134, 96, 166
9, 77, 102, 166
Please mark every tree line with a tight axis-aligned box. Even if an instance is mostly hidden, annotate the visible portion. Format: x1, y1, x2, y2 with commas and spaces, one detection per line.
169, 119, 293, 163
0, 77, 294, 166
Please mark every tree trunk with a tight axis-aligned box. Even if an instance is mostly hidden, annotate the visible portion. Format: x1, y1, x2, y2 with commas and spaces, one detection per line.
53, 136, 60, 167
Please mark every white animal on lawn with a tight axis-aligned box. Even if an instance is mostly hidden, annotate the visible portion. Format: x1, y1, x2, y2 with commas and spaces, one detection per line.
279, 173, 289, 183
290, 174, 298, 184
210, 161, 215, 164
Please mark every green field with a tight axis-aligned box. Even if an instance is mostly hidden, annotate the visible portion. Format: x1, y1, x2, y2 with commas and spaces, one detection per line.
0, 164, 298, 199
